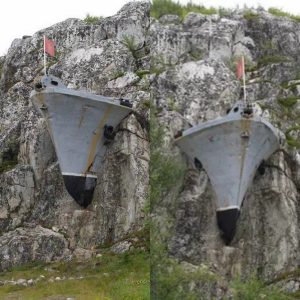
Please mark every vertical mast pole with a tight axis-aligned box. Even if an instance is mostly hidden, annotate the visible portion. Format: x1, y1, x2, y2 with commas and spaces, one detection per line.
208, 18, 212, 56
44, 35, 47, 75
242, 56, 246, 103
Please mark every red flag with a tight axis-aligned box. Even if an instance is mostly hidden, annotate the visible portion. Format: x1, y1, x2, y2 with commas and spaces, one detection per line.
236, 57, 244, 80
44, 36, 55, 57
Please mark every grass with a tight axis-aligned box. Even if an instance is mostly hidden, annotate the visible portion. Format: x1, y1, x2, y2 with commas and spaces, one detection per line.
268, 7, 300, 22
151, 0, 217, 20
0, 250, 149, 300
232, 276, 291, 300
83, 14, 103, 24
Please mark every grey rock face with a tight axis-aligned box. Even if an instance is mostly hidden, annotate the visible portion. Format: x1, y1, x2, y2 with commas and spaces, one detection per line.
151, 7, 300, 290
0, 226, 69, 270
0, 1, 149, 269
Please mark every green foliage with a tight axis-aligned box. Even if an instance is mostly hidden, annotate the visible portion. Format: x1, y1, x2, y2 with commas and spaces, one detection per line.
218, 7, 233, 17
257, 55, 291, 67
286, 136, 300, 149
83, 14, 102, 24
189, 49, 203, 61
0, 138, 19, 173
244, 10, 260, 21
0, 250, 149, 300
150, 54, 175, 75
150, 108, 211, 299
136, 69, 151, 78
277, 96, 299, 108
167, 97, 181, 111
227, 55, 257, 74
260, 95, 300, 149
122, 34, 139, 59
151, 243, 218, 299
281, 80, 300, 91
151, 0, 217, 20
110, 70, 125, 80
150, 110, 185, 209
268, 7, 300, 22
232, 276, 291, 300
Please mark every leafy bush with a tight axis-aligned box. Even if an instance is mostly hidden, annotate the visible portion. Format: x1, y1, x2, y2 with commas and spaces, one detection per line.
83, 14, 102, 24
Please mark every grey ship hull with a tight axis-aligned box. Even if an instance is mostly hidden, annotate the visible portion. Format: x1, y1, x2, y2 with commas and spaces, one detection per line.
30, 76, 132, 206
176, 102, 281, 242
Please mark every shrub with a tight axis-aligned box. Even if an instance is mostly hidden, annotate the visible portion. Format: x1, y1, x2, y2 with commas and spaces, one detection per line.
268, 7, 300, 22
83, 14, 102, 24
151, 0, 217, 20
244, 10, 260, 21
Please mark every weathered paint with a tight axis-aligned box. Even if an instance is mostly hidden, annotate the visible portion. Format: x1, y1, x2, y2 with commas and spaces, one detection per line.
30, 75, 133, 205
175, 101, 281, 242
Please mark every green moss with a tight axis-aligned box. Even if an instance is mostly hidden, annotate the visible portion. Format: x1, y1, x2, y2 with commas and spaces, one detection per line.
268, 7, 300, 22
83, 14, 102, 24
277, 96, 299, 108
244, 10, 260, 21
151, 0, 217, 20
257, 55, 291, 67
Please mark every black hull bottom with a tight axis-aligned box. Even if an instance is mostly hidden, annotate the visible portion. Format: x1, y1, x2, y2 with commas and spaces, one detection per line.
63, 175, 97, 208
217, 208, 240, 244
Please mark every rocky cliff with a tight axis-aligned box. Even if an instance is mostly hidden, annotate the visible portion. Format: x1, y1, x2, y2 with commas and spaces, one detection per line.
0, 1, 150, 270
151, 7, 300, 298
1, 1, 300, 298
